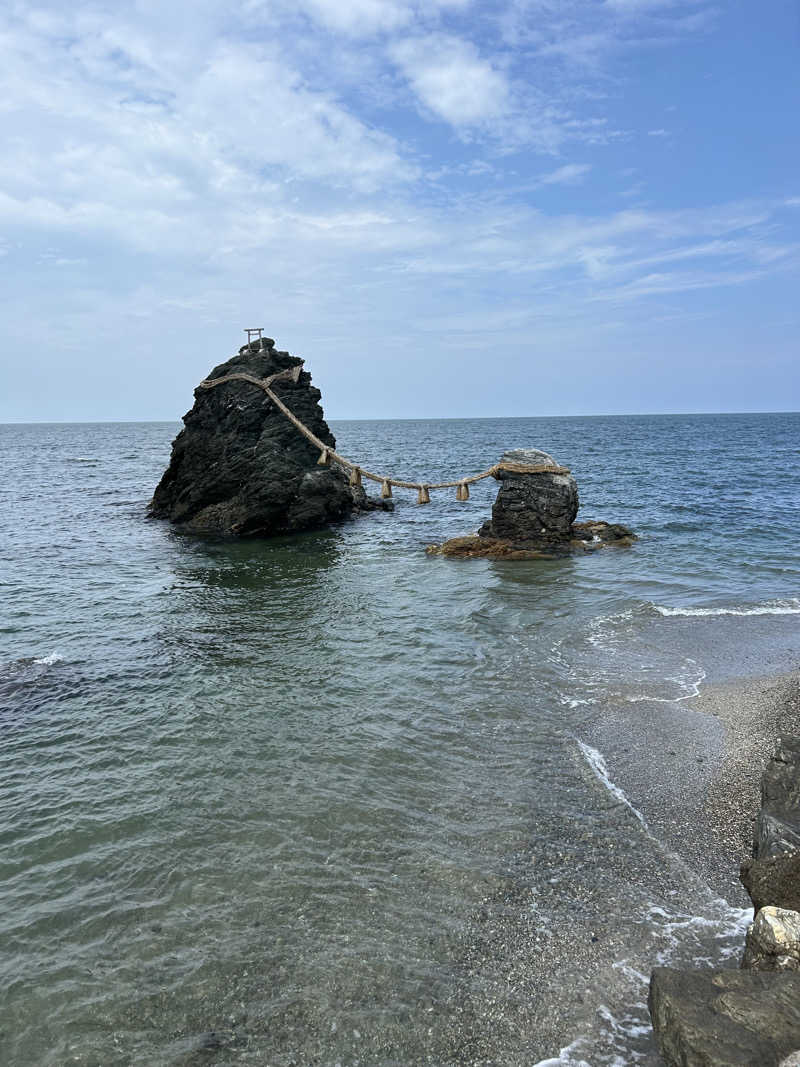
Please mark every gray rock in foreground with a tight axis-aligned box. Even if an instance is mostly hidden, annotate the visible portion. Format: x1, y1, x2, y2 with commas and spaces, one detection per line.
150, 338, 359, 537
741, 735, 800, 913
742, 907, 800, 972
648, 967, 800, 1066
755, 736, 800, 859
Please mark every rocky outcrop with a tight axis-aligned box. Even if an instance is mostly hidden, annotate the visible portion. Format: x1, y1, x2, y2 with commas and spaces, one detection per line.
478, 449, 579, 546
150, 338, 366, 537
742, 907, 800, 972
428, 448, 635, 559
741, 736, 800, 912
648, 967, 800, 1066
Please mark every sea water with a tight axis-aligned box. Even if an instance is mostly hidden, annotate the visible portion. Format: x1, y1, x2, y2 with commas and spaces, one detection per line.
1, 412, 798, 1065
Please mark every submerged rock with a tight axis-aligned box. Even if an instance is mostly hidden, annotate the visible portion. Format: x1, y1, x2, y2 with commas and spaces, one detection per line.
648, 967, 800, 1066
150, 338, 364, 537
428, 448, 635, 559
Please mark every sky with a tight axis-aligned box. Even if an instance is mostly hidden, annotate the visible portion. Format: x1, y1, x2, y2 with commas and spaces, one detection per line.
1, 0, 799, 421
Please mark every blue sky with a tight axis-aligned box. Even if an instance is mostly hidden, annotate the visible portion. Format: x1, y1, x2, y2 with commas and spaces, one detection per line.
1, 0, 798, 420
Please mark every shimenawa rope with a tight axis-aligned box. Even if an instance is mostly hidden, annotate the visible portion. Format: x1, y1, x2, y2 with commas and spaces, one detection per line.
197, 363, 569, 502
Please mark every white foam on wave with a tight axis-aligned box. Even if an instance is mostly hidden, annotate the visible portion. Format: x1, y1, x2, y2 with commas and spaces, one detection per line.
559, 695, 598, 709
655, 598, 800, 618
623, 658, 707, 705
532, 1037, 592, 1067
33, 652, 63, 666
587, 607, 636, 650
577, 740, 647, 826
645, 900, 752, 967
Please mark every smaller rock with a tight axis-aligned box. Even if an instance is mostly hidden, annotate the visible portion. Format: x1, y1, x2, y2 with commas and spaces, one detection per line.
570, 521, 636, 549
741, 851, 800, 913
743, 907, 800, 972
480, 448, 578, 545
755, 736, 800, 860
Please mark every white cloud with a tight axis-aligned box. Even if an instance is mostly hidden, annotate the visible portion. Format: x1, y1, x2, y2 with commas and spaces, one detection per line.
390, 35, 512, 127
538, 163, 592, 185
282, 0, 470, 37
0, 0, 796, 421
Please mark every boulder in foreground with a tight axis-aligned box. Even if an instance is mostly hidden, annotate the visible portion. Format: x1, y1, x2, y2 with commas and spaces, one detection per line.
648, 967, 800, 1066
742, 906, 800, 972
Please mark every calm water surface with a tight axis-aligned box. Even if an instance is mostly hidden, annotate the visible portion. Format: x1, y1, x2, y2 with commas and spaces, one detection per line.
1, 413, 799, 1065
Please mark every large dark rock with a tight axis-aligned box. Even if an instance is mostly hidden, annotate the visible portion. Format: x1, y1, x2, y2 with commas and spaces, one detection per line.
478, 448, 579, 546
648, 967, 800, 1066
741, 736, 800, 913
150, 338, 358, 536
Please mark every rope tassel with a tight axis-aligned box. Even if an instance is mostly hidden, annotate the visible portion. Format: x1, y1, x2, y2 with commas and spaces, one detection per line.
417, 485, 431, 505
456, 481, 470, 501
349, 467, 362, 487
381, 479, 393, 499
317, 447, 331, 466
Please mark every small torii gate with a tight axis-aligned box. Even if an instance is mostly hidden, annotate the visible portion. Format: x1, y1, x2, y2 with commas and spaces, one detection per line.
244, 327, 264, 348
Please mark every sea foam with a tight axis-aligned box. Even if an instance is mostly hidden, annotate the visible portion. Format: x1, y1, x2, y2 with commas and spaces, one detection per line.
654, 598, 800, 617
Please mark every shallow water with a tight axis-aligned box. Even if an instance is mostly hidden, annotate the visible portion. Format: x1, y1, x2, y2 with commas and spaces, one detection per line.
1, 412, 799, 1065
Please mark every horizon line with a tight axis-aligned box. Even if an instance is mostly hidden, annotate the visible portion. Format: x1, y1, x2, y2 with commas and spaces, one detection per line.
2, 409, 799, 427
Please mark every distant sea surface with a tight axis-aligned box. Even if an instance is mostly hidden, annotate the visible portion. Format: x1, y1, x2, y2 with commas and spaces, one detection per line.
1, 413, 799, 1066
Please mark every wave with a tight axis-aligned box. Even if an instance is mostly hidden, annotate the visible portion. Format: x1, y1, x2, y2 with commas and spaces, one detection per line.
654, 598, 800, 618
532, 1038, 592, 1067
32, 652, 64, 666
577, 740, 646, 825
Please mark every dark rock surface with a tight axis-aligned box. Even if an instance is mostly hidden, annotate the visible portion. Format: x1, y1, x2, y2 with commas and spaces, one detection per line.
428, 522, 634, 560
648, 967, 800, 1066
741, 851, 800, 914
740, 735, 800, 913
150, 338, 360, 537
755, 735, 800, 858
478, 448, 579, 546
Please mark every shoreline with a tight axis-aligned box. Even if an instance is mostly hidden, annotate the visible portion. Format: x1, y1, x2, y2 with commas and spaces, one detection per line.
524, 663, 800, 1065
584, 663, 800, 906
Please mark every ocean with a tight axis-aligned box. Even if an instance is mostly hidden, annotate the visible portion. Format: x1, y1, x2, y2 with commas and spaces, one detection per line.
1, 412, 799, 1066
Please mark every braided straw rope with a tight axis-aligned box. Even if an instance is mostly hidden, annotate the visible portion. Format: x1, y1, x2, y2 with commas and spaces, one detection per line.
198, 366, 570, 497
